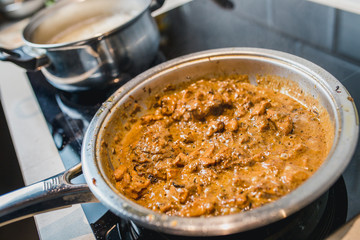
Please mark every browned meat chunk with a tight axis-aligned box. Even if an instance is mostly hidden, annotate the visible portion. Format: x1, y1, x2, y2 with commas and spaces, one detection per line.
161, 96, 177, 115
206, 121, 225, 137
114, 165, 127, 181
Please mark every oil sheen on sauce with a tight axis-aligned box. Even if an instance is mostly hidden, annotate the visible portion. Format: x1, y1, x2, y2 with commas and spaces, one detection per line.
103, 75, 334, 217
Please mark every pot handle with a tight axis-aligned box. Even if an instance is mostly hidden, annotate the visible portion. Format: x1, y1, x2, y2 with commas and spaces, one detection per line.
0, 163, 98, 227
149, 0, 165, 12
0, 46, 49, 71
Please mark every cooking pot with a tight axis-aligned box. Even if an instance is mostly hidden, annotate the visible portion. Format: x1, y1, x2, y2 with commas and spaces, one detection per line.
0, 0, 164, 92
0, 48, 358, 236
0, 0, 45, 19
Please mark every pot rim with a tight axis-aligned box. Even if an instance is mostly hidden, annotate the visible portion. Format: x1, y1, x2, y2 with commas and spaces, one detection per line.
82, 47, 359, 236
22, 0, 152, 49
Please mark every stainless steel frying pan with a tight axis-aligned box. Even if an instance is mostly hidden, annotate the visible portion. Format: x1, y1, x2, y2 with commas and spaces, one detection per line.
0, 48, 357, 236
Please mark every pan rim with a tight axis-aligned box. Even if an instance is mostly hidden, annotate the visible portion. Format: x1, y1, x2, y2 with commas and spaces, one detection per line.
82, 47, 358, 236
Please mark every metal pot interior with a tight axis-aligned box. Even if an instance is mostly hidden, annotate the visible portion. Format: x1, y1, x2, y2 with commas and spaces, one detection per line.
23, 0, 151, 46
82, 48, 358, 236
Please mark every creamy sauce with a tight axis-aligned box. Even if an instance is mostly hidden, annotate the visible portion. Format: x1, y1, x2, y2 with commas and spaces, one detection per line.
103, 75, 334, 217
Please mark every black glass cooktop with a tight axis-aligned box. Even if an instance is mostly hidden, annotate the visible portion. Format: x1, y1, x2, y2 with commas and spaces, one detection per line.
27, 0, 360, 239
28, 67, 348, 240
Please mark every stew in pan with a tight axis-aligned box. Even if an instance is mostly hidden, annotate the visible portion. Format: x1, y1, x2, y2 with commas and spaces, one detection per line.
103, 75, 333, 217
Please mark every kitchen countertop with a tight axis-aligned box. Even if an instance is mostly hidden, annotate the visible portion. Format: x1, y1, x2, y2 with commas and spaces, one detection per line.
1, 0, 360, 239
0, 61, 95, 239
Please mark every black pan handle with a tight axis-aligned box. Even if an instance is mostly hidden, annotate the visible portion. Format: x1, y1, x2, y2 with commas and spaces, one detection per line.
0, 164, 98, 227
0, 46, 49, 71
149, 0, 165, 12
